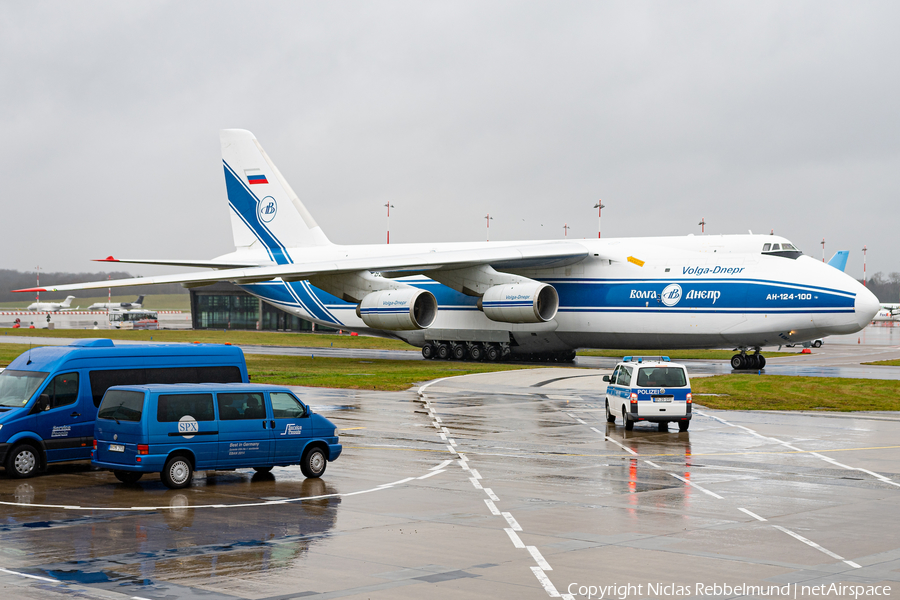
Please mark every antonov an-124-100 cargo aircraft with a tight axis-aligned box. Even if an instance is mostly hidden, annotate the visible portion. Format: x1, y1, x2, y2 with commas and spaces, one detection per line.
18, 130, 880, 369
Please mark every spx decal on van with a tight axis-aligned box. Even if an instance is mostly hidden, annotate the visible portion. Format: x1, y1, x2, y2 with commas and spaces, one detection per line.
178, 415, 199, 438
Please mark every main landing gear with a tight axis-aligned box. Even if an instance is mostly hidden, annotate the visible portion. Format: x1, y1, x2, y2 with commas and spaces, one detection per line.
730, 347, 766, 371
421, 341, 577, 364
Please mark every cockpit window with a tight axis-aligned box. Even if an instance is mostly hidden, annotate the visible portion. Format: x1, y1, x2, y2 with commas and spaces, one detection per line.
762, 243, 771, 251
771, 243, 780, 250
782, 243, 796, 251
761, 240, 803, 259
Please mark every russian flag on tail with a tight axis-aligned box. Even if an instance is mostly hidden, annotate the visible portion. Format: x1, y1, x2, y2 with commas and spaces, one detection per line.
244, 168, 268, 185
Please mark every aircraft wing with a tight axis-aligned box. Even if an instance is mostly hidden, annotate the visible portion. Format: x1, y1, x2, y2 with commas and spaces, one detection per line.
93, 256, 259, 269
15, 241, 593, 294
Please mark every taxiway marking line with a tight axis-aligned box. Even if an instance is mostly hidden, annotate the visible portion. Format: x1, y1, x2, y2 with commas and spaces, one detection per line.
772, 525, 861, 568
0, 568, 58, 583
668, 473, 724, 499
695, 410, 900, 487
527, 546, 553, 570
589, 426, 639, 455
505, 528, 526, 548
738, 507, 767, 522
485, 499, 501, 515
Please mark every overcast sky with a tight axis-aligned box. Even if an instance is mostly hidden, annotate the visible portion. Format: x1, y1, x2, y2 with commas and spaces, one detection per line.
2, 1, 898, 285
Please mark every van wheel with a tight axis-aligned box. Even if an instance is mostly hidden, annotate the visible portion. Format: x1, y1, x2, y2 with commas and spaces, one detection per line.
6, 444, 40, 479
253, 467, 273, 474
300, 447, 327, 478
114, 470, 143, 484
679, 420, 690, 432
813, 340, 822, 348
623, 407, 634, 431
162, 455, 193, 489
605, 401, 616, 423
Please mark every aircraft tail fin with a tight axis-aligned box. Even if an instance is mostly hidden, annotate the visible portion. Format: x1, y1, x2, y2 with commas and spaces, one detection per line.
826, 250, 849, 272
135, 295, 145, 305
220, 129, 331, 263
61, 296, 75, 308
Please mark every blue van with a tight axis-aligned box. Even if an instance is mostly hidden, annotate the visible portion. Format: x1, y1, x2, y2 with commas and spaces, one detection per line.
92, 383, 342, 488
0, 339, 248, 478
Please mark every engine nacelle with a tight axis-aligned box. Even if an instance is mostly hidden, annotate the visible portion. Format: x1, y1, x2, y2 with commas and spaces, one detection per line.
356, 288, 437, 330
479, 283, 559, 323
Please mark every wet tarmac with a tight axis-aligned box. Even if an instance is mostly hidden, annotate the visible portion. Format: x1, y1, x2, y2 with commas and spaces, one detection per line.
2, 370, 899, 599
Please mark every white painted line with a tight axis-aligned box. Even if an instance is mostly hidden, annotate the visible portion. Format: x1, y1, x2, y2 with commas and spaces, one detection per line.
576, 418, 587, 425
417, 469, 445, 480
446, 445, 457, 454
457, 453, 468, 462
133, 596, 153, 600
458, 460, 470, 471
433, 416, 442, 423
531, 566, 561, 596
484, 487, 500, 501
590, 426, 603, 434
844, 560, 862, 569
0, 568, 58, 583
772, 525, 854, 565
605, 437, 639, 456
469, 468, 482, 480
668, 473, 724, 499
442, 427, 450, 434
449, 439, 457, 447
470, 477, 483, 489
439, 433, 447, 440
379, 477, 416, 487
432, 421, 441, 428
502, 511, 522, 531
643, 460, 661, 469
738, 507, 767, 522
505, 528, 525, 548
527, 546, 553, 570
485, 499, 501, 515
431, 459, 453, 470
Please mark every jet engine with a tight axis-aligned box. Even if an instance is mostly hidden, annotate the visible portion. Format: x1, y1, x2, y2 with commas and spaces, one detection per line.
356, 288, 438, 330
479, 283, 559, 324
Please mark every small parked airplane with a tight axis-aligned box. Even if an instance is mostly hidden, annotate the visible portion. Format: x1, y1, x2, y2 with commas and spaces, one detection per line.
26, 295, 77, 312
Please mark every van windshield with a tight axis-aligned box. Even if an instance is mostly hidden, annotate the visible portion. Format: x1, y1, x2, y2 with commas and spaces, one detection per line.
0, 370, 49, 408
98, 390, 145, 422
636, 367, 687, 387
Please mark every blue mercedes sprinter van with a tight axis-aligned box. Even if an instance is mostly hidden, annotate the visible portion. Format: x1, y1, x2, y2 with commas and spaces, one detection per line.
92, 383, 342, 488
0, 339, 248, 478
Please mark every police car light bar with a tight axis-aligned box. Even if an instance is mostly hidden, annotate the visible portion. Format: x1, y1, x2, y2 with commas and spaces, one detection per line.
622, 356, 670, 363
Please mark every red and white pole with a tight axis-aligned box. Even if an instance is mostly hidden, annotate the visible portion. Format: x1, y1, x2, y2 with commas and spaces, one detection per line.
594, 202, 605, 238
485, 214, 493, 242
384, 203, 394, 244
862, 245, 867, 286
821, 238, 825, 262
698, 218, 706, 234
34, 265, 40, 303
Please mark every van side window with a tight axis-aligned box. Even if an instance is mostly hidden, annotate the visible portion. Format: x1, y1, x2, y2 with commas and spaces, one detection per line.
618, 366, 633, 386
270, 392, 306, 418
609, 367, 619, 385
35, 372, 79, 412
217, 393, 265, 420
90, 366, 243, 407
157, 393, 215, 422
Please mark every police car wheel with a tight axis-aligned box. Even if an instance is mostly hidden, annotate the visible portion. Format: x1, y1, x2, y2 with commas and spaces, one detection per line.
253, 466, 273, 474
162, 456, 193, 489
813, 340, 822, 348
605, 401, 616, 423
7, 444, 40, 479
114, 470, 143, 484
301, 447, 327, 478
679, 420, 690, 432
623, 407, 634, 431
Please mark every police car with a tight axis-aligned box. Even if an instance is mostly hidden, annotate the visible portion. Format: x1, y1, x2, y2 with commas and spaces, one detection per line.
602, 357, 692, 432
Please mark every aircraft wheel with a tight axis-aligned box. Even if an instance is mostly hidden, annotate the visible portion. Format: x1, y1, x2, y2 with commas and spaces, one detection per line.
730, 354, 745, 370
757, 355, 766, 369
469, 343, 484, 361
623, 407, 634, 431
485, 343, 501, 361
747, 354, 760, 369
437, 343, 451, 360
452, 344, 467, 360
679, 420, 690, 432
422, 344, 435, 359
605, 401, 616, 423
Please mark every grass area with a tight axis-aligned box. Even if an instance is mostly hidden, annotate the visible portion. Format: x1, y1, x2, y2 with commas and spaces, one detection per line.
0, 343, 540, 391
693, 374, 900, 412
0, 294, 190, 311
577, 348, 798, 360
0, 328, 414, 350
863, 359, 900, 367
245, 354, 539, 390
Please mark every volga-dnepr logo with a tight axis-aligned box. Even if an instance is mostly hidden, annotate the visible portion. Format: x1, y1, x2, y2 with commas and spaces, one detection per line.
258, 196, 277, 223
660, 284, 682, 307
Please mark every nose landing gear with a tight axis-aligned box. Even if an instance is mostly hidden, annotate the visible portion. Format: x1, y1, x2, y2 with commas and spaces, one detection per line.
730, 347, 766, 370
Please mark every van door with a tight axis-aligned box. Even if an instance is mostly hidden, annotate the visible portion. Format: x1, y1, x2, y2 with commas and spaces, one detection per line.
154, 393, 219, 470
33, 372, 93, 462
215, 392, 271, 468
268, 391, 311, 464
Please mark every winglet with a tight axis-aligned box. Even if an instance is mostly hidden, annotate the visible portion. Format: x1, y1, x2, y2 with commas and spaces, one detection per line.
14, 287, 48, 293
93, 256, 119, 262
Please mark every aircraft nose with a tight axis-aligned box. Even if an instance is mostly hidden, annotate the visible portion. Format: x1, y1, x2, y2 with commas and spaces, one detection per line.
855, 284, 880, 328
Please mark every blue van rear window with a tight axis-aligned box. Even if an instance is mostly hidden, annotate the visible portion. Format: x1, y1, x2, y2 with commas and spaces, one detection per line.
636, 367, 687, 387
157, 394, 215, 422
98, 390, 145, 422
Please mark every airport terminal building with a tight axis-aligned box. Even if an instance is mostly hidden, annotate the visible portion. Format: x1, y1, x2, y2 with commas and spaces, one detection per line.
189, 282, 334, 332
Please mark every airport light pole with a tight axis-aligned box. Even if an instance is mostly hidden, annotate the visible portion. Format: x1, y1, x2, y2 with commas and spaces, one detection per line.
593, 202, 605, 238
485, 214, 493, 242
821, 238, 825, 262
34, 265, 40, 303
384, 203, 394, 244
862, 245, 868, 286
699, 218, 706, 234
563, 223, 570, 237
